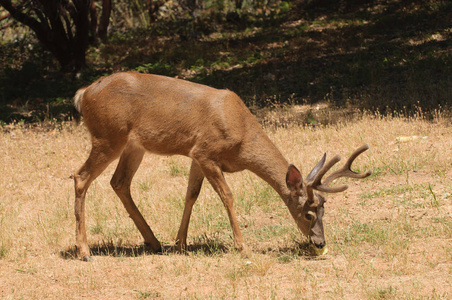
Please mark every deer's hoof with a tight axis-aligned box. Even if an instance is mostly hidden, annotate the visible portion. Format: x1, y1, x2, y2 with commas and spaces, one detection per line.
175, 245, 185, 253
144, 242, 162, 254
81, 256, 93, 262
309, 244, 328, 256
236, 243, 251, 258
240, 248, 252, 259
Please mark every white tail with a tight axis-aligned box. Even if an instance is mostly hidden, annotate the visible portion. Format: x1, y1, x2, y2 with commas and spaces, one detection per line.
73, 72, 371, 260
73, 87, 86, 113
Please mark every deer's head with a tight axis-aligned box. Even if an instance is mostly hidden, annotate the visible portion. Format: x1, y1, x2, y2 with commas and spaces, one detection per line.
285, 145, 372, 255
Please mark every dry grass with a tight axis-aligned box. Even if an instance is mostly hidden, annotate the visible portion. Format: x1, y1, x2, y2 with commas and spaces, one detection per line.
0, 107, 451, 299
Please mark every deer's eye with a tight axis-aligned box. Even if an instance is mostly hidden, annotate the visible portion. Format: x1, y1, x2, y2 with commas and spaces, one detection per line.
304, 211, 317, 222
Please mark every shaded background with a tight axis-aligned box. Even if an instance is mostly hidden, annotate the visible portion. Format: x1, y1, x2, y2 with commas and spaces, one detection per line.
0, 0, 450, 123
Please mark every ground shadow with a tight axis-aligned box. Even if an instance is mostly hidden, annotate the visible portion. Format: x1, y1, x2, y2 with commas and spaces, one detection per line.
59, 240, 323, 260
60, 243, 159, 260
59, 241, 231, 260
185, 242, 230, 256
260, 242, 329, 261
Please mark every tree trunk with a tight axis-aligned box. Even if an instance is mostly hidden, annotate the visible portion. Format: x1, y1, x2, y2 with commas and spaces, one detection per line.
0, 0, 91, 72
234, 0, 243, 10
97, 0, 111, 41
147, 0, 164, 23
89, 0, 98, 43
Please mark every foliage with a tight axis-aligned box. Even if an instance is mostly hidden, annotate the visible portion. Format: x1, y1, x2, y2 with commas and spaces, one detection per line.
0, 0, 451, 123
0, 0, 92, 71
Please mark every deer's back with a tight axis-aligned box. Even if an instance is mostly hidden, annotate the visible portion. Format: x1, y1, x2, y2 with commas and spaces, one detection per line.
80, 72, 258, 159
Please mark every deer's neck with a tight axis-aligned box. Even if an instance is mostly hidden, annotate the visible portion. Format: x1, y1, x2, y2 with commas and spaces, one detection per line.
242, 130, 292, 202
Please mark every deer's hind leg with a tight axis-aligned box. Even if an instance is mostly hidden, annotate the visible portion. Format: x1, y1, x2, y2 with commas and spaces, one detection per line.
110, 143, 162, 252
74, 138, 125, 261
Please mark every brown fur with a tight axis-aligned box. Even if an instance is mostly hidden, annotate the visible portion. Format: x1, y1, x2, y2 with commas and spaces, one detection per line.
73, 72, 370, 260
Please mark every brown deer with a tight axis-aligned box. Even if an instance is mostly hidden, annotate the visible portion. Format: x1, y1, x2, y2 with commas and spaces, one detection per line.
73, 72, 371, 261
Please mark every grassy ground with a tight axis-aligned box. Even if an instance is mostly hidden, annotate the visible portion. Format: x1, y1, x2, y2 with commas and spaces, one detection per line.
0, 106, 450, 299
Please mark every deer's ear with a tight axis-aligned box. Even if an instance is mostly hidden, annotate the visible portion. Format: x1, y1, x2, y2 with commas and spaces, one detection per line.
306, 153, 326, 182
286, 164, 303, 192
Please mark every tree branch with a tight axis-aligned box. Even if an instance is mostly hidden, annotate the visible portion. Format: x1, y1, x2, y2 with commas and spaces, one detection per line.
0, 0, 45, 33
0, 12, 10, 21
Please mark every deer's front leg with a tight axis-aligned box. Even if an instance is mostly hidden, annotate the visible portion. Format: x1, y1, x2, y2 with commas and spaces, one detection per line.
176, 161, 205, 252
198, 161, 248, 253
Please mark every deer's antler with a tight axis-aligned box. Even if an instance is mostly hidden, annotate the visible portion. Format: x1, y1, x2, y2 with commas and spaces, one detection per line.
306, 144, 372, 207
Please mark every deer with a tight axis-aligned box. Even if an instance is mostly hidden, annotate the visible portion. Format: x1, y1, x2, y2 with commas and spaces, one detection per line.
73, 71, 371, 261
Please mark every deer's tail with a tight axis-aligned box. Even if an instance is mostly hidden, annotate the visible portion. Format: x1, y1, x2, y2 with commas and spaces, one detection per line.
72, 87, 87, 124
73, 87, 87, 113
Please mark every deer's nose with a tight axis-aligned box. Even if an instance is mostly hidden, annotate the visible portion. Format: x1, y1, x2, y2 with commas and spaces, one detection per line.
314, 241, 326, 249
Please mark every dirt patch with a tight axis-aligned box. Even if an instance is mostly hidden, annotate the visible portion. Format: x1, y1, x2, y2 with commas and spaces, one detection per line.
0, 114, 451, 299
